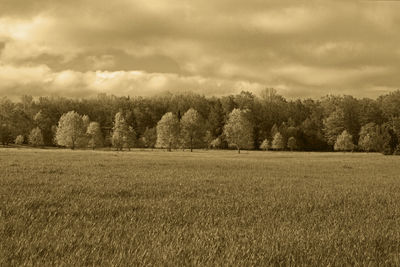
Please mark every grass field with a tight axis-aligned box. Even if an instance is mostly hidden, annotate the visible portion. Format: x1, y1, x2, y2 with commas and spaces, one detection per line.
1, 148, 400, 265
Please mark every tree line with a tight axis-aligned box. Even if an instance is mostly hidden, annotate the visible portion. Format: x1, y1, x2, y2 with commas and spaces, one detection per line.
1, 88, 400, 154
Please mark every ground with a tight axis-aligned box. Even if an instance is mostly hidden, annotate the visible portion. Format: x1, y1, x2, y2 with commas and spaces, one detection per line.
1, 148, 400, 265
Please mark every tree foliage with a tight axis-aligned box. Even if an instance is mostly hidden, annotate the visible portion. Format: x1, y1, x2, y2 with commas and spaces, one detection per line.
86, 122, 103, 150
223, 109, 253, 153
15, 135, 24, 145
156, 112, 180, 151
287, 137, 297, 151
29, 127, 44, 147
55, 111, 86, 149
2, 90, 400, 155
141, 127, 157, 149
334, 130, 354, 151
112, 112, 129, 151
260, 139, 270, 151
272, 132, 285, 150
180, 108, 204, 152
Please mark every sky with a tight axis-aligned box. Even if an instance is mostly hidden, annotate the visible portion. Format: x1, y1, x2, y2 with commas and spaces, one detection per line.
0, 0, 400, 99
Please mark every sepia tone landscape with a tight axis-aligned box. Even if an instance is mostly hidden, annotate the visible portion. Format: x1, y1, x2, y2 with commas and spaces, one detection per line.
2, 149, 400, 265
2, 0, 400, 265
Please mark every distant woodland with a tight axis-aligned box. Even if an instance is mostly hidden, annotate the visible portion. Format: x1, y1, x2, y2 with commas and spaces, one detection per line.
1, 88, 400, 154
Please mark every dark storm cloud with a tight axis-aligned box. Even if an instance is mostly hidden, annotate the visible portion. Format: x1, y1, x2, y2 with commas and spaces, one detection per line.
1, 0, 400, 98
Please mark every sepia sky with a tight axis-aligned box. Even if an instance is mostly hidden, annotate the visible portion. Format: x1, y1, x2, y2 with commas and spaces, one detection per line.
1, 0, 400, 99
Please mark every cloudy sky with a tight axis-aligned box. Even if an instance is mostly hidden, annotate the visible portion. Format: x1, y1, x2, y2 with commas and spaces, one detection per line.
0, 0, 400, 99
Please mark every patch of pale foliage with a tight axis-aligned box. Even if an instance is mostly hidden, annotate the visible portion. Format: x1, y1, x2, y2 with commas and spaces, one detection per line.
223, 108, 253, 153
156, 112, 180, 151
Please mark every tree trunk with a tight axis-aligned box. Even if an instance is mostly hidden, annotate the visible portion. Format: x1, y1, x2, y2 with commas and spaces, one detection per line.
190, 138, 193, 152
238, 148, 240, 154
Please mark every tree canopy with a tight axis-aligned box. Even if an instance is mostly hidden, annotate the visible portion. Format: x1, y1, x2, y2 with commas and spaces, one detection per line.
55, 111, 86, 149
223, 108, 253, 153
1, 90, 400, 154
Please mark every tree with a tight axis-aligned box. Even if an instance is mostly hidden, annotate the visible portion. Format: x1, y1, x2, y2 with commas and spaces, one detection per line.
210, 137, 222, 149
82, 115, 90, 130
112, 112, 129, 151
358, 123, 381, 152
334, 130, 354, 151
223, 109, 253, 153
156, 112, 180, 151
203, 130, 214, 149
34, 110, 53, 145
141, 127, 157, 149
180, 108, 204, 152
207, 99, 225, 138
0, 123, 13, 146
55, 111, 86, 149
124, 126, 137, 151
86, 122, 103, 150
287, 137, 297, 151
323, 109, 345, 147
260, 139, 270, 151
359, 134, 373, 152
29, 127, 44, 147
15, 135, 24, 145
272, 132, 284, 150
270, 124, 279, 139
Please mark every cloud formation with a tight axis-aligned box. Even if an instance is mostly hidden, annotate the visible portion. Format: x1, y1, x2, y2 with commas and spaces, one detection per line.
1, 0, 400, 99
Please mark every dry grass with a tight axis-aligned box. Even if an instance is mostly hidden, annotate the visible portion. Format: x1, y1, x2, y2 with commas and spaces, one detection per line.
1, 148, 400, 265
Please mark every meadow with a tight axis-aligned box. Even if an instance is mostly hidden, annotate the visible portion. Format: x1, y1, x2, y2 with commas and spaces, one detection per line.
1, 148, 400, 266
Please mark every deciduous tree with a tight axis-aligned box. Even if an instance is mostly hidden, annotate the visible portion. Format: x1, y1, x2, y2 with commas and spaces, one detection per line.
29, 127, 44, 147
324, 109, 345, 146
15, 135, 24, 145
180, 108, 204, 152
223, 109, 253, 153
141, 127, 157, 149
55, 111, 86, 149
287, 137, 297, 151
86, 122, 103, 150
260, 139, 270, 151
156, 112, 180, 151
334, 130, 354, 151
272, 132, 284, 150
112, 112, 129, 151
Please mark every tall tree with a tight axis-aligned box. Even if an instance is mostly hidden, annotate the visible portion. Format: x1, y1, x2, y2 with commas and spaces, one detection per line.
86, 122, 103, 150
124, 126, 137, 151
260, 139, 270, 151
272, 132, 285, 150
156, 112, 180, 151
15, 135, 24, 145
112, 112, 129, 151
141, 127, 157, 149
287, 137, 297, 151
180, 108, 204, 152
29, 127, 44, 147
55, 111, 86, 149
334, 130, 354, 151
358, 123, 382, 152
323, 109, 345, 147
223, 109, 253, 153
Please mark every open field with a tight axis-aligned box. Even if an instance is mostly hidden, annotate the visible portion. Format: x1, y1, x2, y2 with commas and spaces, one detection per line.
1, 149, 400, 265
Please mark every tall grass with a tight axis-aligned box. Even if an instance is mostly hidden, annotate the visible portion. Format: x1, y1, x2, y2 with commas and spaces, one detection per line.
1, 149, 400, 265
